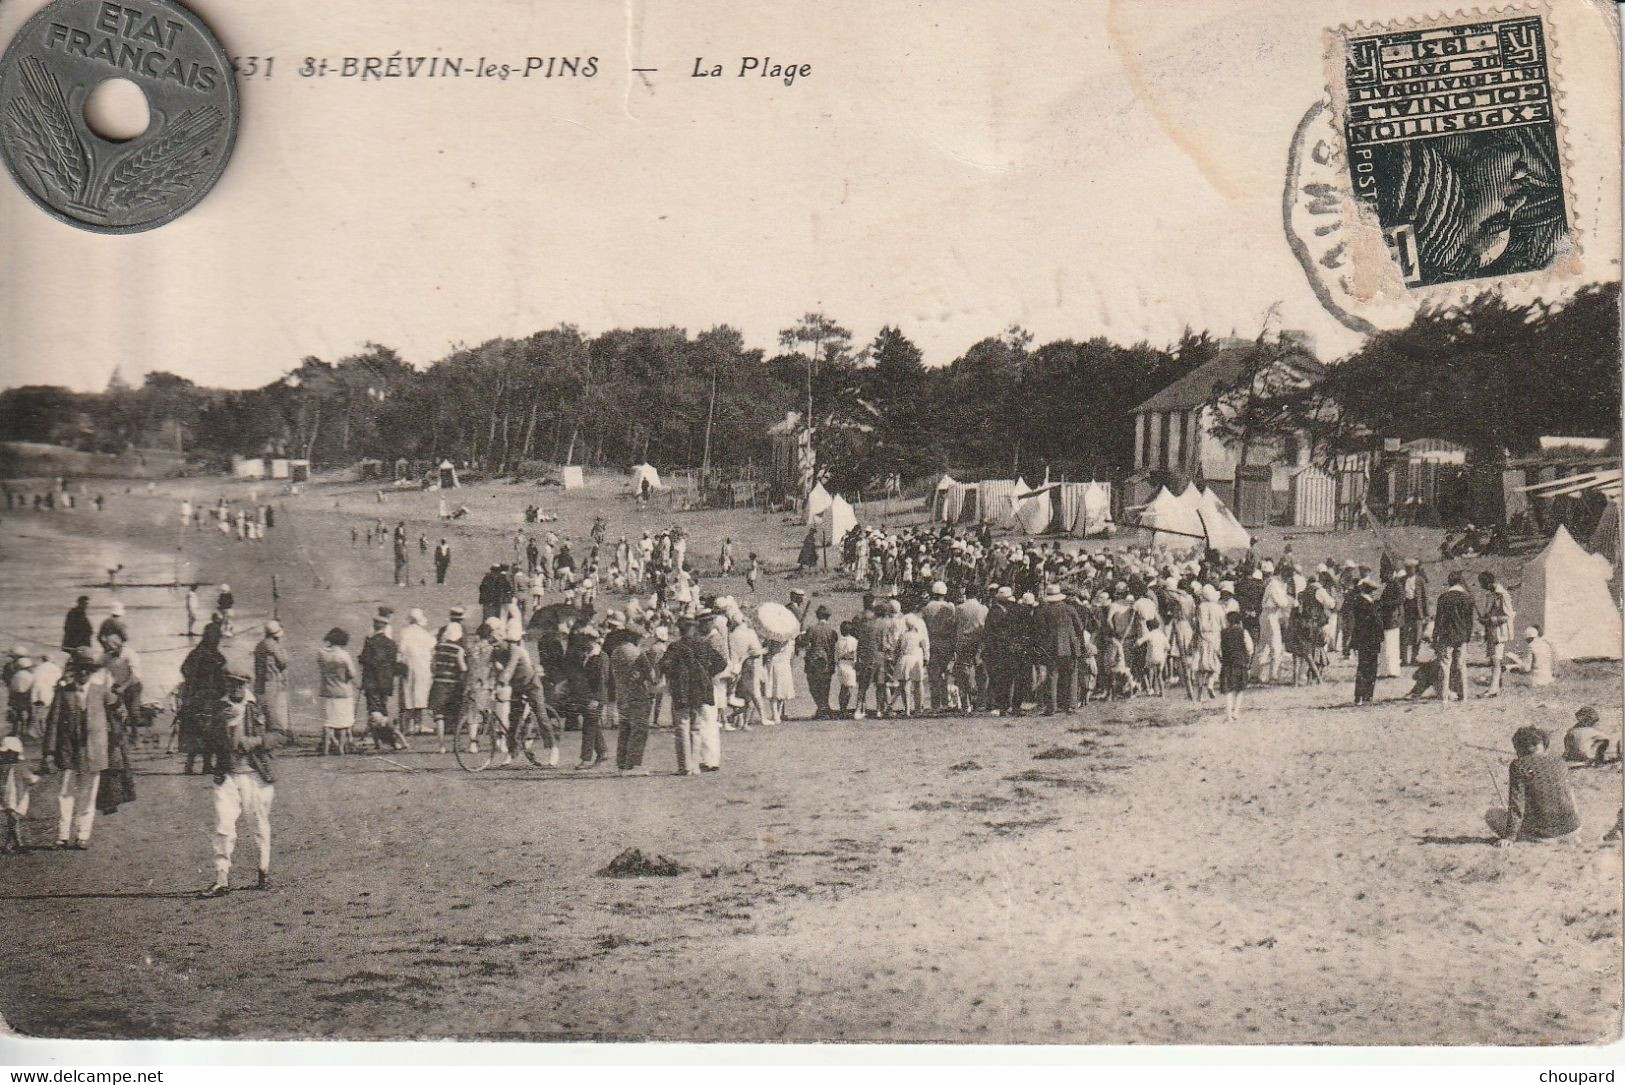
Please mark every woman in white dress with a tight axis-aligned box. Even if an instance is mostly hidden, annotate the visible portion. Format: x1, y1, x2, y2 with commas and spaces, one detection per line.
763, 635, 796, 725
397, 608, 436, 735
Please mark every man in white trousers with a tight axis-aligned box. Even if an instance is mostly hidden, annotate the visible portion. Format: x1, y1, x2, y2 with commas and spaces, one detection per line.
39, 648, 114, 850
200, 665, 275, 897
1254, 562, 1294, 684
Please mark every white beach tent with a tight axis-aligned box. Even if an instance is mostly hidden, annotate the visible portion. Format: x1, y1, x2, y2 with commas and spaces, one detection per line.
1012, 485, 1055, 535
1003, 478, 1032, 529
826, 494, 859, 547
631, 463, 663, 491
1069, 482, 1112, 536
1516, 525, 1622, 660
1138, 487, 1207, 549
806, 481, 833, 525
1196, 487, 1253, 554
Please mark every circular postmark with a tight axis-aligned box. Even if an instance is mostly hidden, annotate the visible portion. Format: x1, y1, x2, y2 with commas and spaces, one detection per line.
0, 0, 237, 233
1282, 100, 1416, 337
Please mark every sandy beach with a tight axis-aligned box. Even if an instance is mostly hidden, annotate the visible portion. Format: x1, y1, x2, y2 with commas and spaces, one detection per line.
0, 478, 1618, 1044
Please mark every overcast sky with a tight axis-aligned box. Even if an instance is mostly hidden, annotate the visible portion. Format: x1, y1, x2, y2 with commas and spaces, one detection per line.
1, 0, 1618, 391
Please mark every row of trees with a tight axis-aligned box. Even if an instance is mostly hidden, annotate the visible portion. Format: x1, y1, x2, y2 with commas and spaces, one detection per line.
1, 281, 1617, 491
1206, 282, 1622, 469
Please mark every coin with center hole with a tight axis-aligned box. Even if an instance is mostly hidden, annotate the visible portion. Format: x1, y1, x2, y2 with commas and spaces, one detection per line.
0, 0, 237, 233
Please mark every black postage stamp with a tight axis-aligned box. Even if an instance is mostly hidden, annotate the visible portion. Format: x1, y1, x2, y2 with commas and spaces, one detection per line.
1335, 13, 1571, 288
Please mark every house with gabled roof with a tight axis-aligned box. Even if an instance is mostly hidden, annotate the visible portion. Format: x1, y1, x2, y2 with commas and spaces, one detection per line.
1130, 337, 1326, 488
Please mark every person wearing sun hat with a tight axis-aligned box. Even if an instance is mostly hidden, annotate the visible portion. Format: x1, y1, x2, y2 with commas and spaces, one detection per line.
1511, 625, 1555, 688
659, 617, 727, 775
1036, 583, 1086, 714
39, 647, 116, 849
1347, 577, 1385, 706
199, 661, 276, 897
253, 622, 291, 736
398, 608, 437, 736
921, 582, 956, 714
316, 628, 357, 756
358, 609, 398, 724
953, 586, 989, 713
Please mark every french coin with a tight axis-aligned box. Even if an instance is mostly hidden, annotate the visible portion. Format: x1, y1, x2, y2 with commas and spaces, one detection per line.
0, 0, 238, 233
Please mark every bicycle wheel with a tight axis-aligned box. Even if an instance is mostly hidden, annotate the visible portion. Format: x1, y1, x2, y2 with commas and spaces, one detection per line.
454, 708, 505, 772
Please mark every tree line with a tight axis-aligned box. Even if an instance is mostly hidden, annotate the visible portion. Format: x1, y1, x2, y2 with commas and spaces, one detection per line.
0, 281, 1617, 492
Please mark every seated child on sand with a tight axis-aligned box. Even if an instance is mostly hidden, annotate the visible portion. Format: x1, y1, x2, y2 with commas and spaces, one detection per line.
1487, 725, 1580, 847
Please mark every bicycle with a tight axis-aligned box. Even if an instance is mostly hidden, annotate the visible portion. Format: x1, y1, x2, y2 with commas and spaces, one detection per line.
453, 697, 564, 772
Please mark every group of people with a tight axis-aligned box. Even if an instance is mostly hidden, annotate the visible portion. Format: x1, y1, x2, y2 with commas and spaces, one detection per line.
303, 582, 812, 778
820, 524, 1551, 720
0, 595, 148, 856
0, 589, 282, 891
178, 497, 276, 541
3, 481, 108, 512
1, 497, 1617, 894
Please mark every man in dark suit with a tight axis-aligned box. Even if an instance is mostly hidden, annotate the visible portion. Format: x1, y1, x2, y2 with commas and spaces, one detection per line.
658, 618, 727, 776
801, 605, 839, 720
477, 564, 511, 620
1036, 585, 1087, 714
982, 586, 1019, 716
61, 596, 93, 653
1347, 579, 1385, 705
1431, 571, 1476, 702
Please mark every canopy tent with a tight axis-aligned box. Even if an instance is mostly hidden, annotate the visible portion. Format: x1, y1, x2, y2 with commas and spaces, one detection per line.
1137, 487, 1207, 549
437, 460, 460, 489
1516, 526, 1622, 660
631, 463, 663, 491
1196, 487, 1253, 553
1177, 482, 1205, 511
944, 481, 971, 524
1012, 484, 1056, 535
560, 465, 584, 490
1590, 500, 1619, 563
806, 482, 833, 525
825, 494, 859, 547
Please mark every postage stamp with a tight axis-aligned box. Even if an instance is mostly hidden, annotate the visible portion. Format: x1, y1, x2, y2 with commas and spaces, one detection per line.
1317, 7, 1581, 297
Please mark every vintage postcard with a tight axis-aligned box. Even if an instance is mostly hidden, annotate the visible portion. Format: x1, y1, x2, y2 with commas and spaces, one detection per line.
0, 0, 1620, 1060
